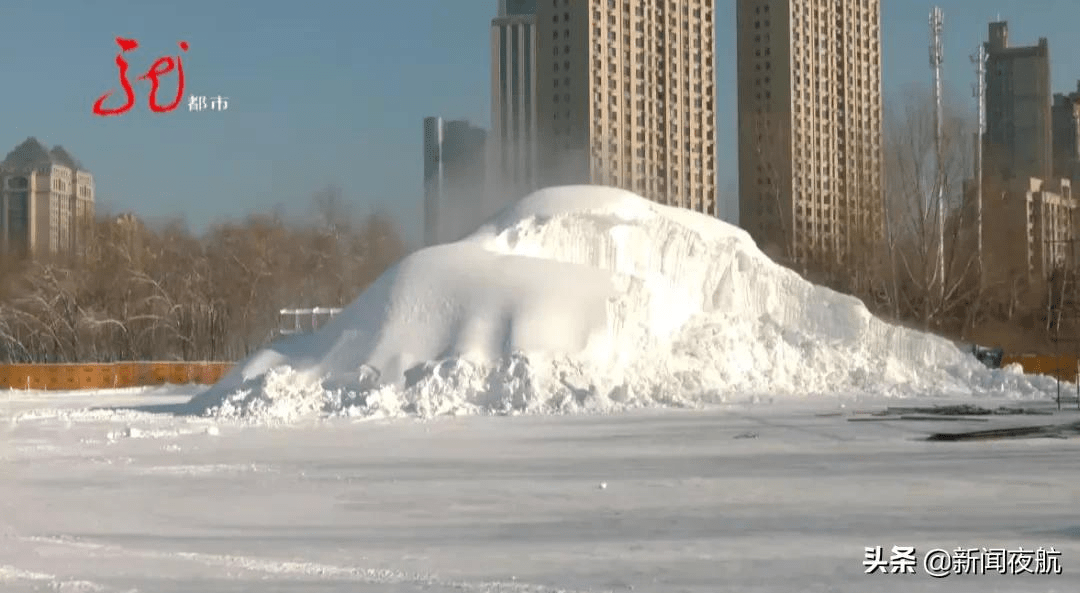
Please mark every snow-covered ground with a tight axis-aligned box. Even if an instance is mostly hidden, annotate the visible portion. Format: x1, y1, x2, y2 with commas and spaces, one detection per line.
3, 387, 1080, 592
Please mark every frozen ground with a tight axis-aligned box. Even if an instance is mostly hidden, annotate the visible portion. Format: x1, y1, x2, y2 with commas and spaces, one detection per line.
3, 386, 1080, 592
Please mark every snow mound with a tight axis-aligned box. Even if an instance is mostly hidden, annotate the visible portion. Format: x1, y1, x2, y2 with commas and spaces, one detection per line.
187, 185, 1061, 422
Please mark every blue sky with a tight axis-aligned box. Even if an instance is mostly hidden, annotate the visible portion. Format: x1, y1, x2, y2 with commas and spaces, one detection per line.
1, 0, 1078, 244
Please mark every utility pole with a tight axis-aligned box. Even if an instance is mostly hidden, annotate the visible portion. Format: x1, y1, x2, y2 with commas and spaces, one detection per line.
971, 43, 987, 286
930, 7, 946, 317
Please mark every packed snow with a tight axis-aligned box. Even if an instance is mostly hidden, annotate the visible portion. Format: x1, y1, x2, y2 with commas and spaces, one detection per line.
188, 185, 1059, 423
4, 387, 1080, 592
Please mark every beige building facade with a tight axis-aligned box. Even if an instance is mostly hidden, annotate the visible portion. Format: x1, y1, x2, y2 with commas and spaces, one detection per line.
0, 137, 95, 257
979, 177, 1077, 291
736, 0, 884, 268
534, 0, 718, 215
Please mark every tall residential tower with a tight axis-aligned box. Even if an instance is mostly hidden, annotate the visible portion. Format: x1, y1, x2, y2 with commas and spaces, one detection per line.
736, 0, 884, 268
983, 21, 1053, 184
534, 0, 718, 215
491, 0, 539, 200
422, 117, 487, 246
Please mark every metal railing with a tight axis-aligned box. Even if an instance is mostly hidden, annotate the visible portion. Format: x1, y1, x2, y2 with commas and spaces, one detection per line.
276, 307, 343, 336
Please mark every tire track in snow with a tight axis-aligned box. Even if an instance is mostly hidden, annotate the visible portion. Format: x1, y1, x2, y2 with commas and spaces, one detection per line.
22, 535, 610, 593
0, 564, 124, 592
728, 412, 856, 442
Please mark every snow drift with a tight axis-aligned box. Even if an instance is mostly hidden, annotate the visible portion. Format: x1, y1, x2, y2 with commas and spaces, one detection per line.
187, 185, 1058, 422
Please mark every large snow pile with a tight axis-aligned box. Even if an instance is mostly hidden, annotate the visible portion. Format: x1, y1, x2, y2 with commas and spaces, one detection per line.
187, 185, 1058, 422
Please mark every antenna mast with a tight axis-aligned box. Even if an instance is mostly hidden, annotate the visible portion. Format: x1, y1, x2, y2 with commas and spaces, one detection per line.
930, 7, 946, 315
971, 42, 988, 286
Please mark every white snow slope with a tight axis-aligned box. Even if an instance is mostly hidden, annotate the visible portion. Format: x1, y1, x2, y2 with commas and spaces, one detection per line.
187, 185, 1058, 421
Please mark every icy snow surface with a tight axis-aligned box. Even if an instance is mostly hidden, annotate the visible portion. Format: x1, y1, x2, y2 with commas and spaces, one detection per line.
5, 388, 1080, 593
188, 185, 1060, 422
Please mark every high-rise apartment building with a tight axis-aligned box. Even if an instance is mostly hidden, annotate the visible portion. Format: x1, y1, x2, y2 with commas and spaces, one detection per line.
0, 137, 94, 257
1052, 81, 1080, 183
736, 0, 884, 267
491, 0, 540, 200
534, 0, 718, 215
422, 117, 488, 246
983, 21, 1053, 184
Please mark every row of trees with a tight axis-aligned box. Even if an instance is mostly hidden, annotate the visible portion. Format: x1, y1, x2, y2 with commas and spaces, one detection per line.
0, 187, 407, 363
872, 85, 1079, 352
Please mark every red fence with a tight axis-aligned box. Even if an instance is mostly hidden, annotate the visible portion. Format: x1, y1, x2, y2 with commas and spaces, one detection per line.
0, 354, 1075, 391
0, 362, 234, 390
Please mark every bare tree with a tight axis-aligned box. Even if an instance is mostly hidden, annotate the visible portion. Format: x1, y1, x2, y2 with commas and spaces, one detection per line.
884, 84, 978, 329
0, 189, 408, 364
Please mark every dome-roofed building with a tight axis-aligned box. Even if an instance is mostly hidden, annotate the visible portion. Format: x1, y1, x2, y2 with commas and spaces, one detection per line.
0, 137, 95, 257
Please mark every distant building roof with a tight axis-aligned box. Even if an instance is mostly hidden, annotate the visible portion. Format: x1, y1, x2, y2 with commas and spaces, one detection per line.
1, 137, 87, 171
49, 146, 82, 169
498, 0, 536, 17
